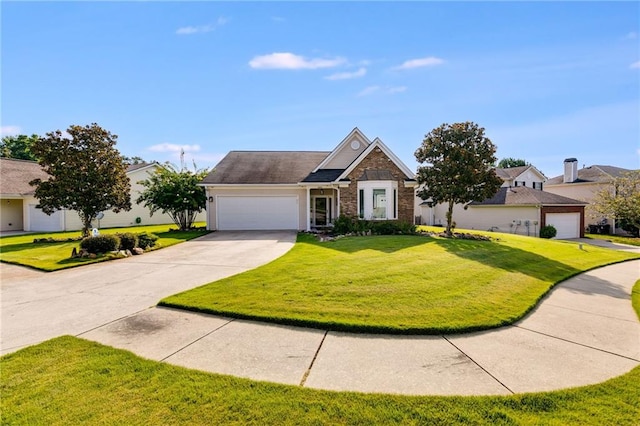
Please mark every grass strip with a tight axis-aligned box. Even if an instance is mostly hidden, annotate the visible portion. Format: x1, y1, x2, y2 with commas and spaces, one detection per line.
0, 223, 208, 271
1, 336, 639, 425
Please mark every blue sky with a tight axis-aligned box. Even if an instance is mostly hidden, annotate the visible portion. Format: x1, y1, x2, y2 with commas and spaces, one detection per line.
2, 1, 639, 179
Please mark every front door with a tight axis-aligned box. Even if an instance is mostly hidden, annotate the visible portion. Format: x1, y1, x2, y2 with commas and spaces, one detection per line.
312, 196, 331, 227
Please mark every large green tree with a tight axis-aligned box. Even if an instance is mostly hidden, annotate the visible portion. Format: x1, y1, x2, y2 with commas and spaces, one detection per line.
593, 171, 640, 236
136, 164, 209, 231
1, 134, 40, 161
497, 157, 529, 168
415, 122, 503, 237
29, 123, 132, 236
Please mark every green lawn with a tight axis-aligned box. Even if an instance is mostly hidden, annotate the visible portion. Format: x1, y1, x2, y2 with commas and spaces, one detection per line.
160, 230, 639, 334
586, 233, 640, 247
1, 336, 639, 425
0, 223, 208, 271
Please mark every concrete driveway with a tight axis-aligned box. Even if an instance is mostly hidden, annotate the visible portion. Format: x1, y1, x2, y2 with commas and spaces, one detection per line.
0, 231, 296, 354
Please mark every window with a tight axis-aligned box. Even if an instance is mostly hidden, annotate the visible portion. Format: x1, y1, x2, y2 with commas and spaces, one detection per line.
357, 181, 398, 220
533, 182, 543, 190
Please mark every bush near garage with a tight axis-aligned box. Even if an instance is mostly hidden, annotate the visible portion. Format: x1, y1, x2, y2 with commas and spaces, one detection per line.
540, 225, 557, 239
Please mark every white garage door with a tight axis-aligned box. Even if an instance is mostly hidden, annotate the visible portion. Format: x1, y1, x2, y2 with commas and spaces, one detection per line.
29, 205, 63, 232
545, 212, 580, 239
217, 196, 299, 230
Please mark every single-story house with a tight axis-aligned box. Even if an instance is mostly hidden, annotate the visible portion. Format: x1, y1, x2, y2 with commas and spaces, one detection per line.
544, 158, 636, 234
418, 164, 587, 239
200, 128, 417, 231
0, 158, 202, 232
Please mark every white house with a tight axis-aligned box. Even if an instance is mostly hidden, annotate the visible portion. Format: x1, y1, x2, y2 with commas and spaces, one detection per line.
0, 158, 204, 232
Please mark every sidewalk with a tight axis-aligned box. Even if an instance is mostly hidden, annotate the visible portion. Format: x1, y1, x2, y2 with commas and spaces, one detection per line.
80, 259, 640, 396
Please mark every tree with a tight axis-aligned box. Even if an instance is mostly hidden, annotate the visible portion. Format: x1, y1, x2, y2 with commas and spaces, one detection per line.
1, 134, 40, 160
121, 155, 146, 165
136, 164, 209, 231
593, 171, 640, 236
497, 157, 528, 168
29, 123, 132, 237
415, 121, 503, 237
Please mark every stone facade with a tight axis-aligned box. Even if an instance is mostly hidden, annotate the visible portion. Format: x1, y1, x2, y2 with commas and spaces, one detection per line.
339, 147, 415, 223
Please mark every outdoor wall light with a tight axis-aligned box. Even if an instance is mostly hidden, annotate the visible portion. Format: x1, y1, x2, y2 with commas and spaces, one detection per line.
208, 196, 214, 202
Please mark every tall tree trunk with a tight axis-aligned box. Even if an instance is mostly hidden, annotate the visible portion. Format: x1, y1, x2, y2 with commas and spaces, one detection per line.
445, 200, 455, 237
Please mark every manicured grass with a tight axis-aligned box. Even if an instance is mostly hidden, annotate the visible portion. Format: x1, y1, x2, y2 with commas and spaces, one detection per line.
160, 229, 639, 334
0, 223, 208, 271
633, 280, 640, 321
1, 336, 639, 425
586, 233, 640, 247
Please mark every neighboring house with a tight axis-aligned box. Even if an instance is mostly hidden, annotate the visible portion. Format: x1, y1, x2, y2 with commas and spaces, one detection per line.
200, 128, 417, 231
0, 158, 202, 232
417, 164, 587, 239
544, 158, 636, 234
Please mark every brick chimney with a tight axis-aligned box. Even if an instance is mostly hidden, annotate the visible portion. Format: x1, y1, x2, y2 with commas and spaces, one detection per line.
563, 158, 578, 183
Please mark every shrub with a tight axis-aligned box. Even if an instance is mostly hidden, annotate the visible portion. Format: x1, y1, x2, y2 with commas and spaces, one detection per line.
332, 215, 357, 234
116, 232, 138, 251
80, 234, 120, 254
540, 225, 557, 239
137, 232, 158, 250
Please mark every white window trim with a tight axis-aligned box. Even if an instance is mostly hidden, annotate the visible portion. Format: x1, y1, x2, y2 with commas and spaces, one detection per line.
357, 180, 398, 220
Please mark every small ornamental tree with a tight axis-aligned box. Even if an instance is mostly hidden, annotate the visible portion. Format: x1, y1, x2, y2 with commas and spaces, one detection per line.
29, 124, 132, 237
136, 164, 209, 231
415, 122, 503, 237
593, 170, 640, 236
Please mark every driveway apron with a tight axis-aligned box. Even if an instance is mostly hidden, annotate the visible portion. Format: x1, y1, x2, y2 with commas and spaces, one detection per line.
0, 231, 296, 354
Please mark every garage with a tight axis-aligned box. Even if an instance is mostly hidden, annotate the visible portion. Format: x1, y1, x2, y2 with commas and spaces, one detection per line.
28, 204, 63, 232
217, 196, 299, 230
545, 212, 581, 239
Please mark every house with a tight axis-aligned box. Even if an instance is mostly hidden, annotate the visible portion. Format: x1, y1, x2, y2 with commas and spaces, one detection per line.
544, 158, 636, 234
417, 164, 587, 239
0, 158, 202, 232
200, 128, 417, 231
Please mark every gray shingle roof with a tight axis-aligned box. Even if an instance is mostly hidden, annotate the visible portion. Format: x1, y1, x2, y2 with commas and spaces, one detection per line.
469, 186, 586, 206
546, 165, 635, 185
358, 169, 395, 181
301, 169, 345, 183
494, 165, 530, 180
201, 151, 330, 184
0, 158, 49, 195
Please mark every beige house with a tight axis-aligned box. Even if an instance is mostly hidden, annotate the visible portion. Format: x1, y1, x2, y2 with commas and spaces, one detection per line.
544, 158, 636, 234
0, 158, 202, 232
200, 128, 417, 231
418, 165, 587, 239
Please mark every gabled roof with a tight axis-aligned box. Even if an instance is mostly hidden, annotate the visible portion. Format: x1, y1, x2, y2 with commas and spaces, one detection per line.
300, 169, 345, 183
337, 137, 415, 181
201, 151, 330, 185
0, 158, 49, 196
546, 165, 634, 185
312, 127, 371, 172
494, 165, 547, 182
469, 186, 587, 206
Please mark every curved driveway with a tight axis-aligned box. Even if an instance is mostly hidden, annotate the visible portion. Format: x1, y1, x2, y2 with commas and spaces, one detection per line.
2, 233, 639, 396
1, 231, 296, 354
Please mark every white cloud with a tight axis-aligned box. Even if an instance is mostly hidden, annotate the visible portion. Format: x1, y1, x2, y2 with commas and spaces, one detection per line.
324, 67, 367, 80
0, 125, 21, 136
630, 61, 640, 69
176, 17, 228, 35
392, 56, 445, 70
357, 86, 380, 97
624, 31, 637, 40
148, 143, 201, 153
249, 52, 346, 70
357, 85, 407, 97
